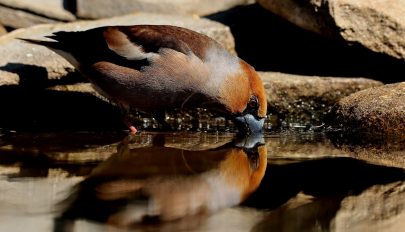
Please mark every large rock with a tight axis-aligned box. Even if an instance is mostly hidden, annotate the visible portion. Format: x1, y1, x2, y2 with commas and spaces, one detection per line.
0, 0, 76, 28
335, 181, 405, 232
332, 82, 405, 136
257, 0, 405, 60
76, 0, 253, 19
260, 72, 382, 127
0, 13, 235, 86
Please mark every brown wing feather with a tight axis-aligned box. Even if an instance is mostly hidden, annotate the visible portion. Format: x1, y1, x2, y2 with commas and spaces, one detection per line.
104, 25, 215, 61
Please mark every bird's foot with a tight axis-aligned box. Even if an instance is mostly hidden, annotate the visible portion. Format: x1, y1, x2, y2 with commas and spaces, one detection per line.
129, 126, 137, 134
123, 117, 137, 134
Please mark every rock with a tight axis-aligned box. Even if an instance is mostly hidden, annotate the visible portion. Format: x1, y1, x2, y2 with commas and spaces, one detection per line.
0, 13, 235, 86
76, 0, 253, 19
257, 0, 405, 60
0, 24, 6, 36
0, 5, 59, 29
259, 72, 382, 127
48, 83, 107, 101
0, 0, 76, 28
335, 181, 405, 232
332, 82, 405, 136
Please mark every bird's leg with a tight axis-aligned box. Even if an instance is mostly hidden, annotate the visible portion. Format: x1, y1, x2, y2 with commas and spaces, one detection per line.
123, 117, 137, 134
119, 104, 137, 134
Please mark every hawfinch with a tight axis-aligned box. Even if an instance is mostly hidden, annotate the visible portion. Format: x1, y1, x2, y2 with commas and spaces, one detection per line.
22, 25, 267, 134
57, 135, 267, 226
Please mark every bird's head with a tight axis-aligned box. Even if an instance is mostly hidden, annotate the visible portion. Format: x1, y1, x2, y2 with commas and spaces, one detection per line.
218, 60, 267, 135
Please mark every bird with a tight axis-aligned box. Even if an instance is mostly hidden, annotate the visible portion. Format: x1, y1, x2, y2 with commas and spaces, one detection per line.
21, 25, 267, 134
55, 134, 267, 227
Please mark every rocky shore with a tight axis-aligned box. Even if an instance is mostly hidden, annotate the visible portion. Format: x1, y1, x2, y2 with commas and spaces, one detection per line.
0, 2, 404, 231
0, 0, 403, 137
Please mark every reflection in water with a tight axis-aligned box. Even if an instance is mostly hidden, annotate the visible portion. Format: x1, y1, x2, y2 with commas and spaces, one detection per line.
1, 132, 405, 231
244, 157, 405, 232
328, 132, 405, 169
55, 135, 267, 229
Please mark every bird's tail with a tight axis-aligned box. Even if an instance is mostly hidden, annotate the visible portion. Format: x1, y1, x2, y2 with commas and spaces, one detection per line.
19, 32, 85, 69
19, 30, 79, 50
19, 37, 61, 50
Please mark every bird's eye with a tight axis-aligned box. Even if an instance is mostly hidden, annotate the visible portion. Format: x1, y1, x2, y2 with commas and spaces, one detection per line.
248, 95, 258, 109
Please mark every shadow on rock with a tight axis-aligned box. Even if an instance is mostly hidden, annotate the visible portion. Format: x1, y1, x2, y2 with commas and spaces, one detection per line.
205, 4, 405, 83
0, 85, 123, 132
0, 63, 49, 89
0, 62, 86, 88
62, 0, 77, 14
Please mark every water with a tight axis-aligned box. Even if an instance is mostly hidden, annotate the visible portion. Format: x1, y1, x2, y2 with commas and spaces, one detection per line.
0, 131, 404, 232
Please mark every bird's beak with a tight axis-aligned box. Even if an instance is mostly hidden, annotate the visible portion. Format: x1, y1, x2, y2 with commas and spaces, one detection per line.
234, 114, 264, 135
233, 134, 265, 149
234, 134, 265, 170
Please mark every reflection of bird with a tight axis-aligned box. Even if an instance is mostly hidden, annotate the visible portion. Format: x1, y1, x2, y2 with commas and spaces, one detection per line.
55, 135, 267, 228
21, 25, 267, 134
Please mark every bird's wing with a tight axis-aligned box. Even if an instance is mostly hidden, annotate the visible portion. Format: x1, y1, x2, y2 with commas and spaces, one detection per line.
103, 25, 214, 61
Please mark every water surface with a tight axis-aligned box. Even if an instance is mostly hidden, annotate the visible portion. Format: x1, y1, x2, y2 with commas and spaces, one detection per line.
0, 131, 404, 232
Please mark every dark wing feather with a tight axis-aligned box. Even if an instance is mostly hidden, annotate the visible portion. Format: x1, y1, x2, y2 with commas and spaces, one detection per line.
104, 25, 215, 61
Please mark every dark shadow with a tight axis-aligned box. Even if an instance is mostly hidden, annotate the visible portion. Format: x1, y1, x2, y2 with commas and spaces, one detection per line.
0, 63, 49, 89
0, 63, 128, 132
0, 62, 86, 89
0, 85, 124, 132
205, 4, 405, 83
243, 157, 405, 209
63, 0, 77, 14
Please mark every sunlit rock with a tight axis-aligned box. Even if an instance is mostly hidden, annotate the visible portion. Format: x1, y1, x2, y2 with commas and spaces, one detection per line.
332, 82, 405, 137
76, 0, 254, 19
0, 0, 75, 28
260, 72, 382, 127
257, 0, 405, 61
